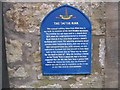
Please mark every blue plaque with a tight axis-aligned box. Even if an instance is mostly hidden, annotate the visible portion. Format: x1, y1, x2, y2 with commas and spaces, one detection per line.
40, 5, 92, 75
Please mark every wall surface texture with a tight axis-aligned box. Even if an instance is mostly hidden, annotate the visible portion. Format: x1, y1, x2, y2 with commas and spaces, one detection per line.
3, 2, 118, 88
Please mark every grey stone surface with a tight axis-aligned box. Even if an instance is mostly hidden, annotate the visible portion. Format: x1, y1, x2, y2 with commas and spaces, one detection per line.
105, 2, 118, 88
105, 37, 118, 88
3, 2, 106, 88
1, 0, 120, 2
92, 36, 105, 74
39, 84, 62, 88
2, 2, 118, 88
99, 38, 105, 68
105, 2, 118, 37
91, 2, 106, 35
6, 39, 23, 63
13, 67, 28, 77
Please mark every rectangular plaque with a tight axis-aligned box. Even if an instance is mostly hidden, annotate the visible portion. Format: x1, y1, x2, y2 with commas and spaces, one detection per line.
40, 5, 92, 75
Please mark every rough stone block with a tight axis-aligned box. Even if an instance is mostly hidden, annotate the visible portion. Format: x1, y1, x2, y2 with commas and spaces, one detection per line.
105, 37, 118, 88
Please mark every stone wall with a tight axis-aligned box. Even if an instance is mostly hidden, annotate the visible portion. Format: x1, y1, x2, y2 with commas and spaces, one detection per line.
3, 2, 118, 88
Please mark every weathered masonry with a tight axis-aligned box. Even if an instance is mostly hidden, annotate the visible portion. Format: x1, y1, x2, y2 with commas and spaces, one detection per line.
2, 2, 118, 88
